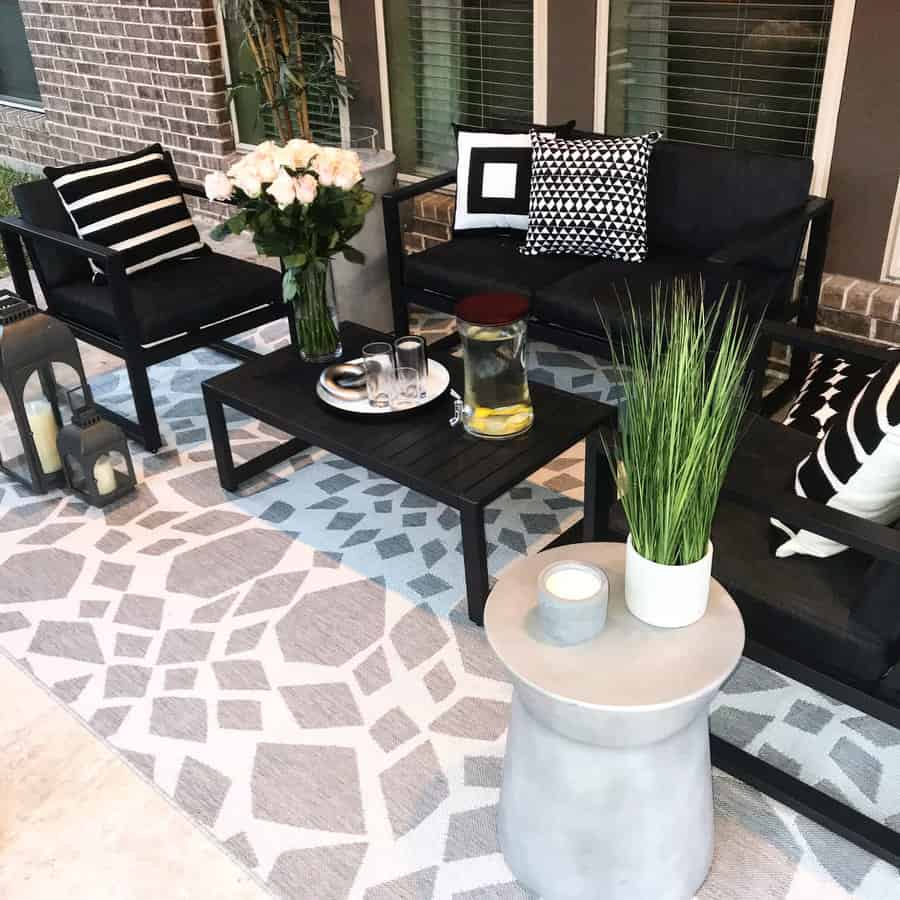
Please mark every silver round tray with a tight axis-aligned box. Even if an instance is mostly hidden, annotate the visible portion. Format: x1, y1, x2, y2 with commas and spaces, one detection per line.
316, 358, 451, 415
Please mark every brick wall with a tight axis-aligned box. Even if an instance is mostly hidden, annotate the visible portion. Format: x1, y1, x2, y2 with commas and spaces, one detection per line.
402, 190, 900, 360
0, 0, 234, 185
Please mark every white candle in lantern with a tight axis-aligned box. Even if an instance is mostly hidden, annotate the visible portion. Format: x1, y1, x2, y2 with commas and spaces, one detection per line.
544, 567, 604, 601
25, 399, 62, 474
93, 454, 117, 495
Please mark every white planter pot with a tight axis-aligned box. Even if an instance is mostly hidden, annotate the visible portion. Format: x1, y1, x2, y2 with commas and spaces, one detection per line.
625, 535, 713, 628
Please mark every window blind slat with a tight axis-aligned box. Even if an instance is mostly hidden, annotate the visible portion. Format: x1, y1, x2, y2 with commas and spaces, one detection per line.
387, 0, 534, 175
607, 0, 832, 158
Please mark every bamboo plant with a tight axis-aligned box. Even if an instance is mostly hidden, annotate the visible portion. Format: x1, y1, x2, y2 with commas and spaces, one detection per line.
601, 279, 760, 566
219, 0, 354, 142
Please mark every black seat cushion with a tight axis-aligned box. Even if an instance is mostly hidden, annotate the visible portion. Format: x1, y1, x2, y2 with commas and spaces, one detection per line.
404, 233, 596, 300
609, 415, 899, 686
533, 255, 791, 337
13, 179, 92, 289
48, 252, 282, 345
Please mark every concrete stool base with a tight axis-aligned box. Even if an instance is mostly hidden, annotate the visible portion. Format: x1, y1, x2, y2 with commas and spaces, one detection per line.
498, 693, 714, 900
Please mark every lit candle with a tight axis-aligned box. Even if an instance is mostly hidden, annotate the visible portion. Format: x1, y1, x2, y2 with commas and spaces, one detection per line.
93, 454, 117, 495
25, 399, 62, 474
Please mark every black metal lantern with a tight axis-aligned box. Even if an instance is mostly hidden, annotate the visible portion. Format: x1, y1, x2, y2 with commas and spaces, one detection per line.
57, 404, 136, 507
0, 290, 92, 493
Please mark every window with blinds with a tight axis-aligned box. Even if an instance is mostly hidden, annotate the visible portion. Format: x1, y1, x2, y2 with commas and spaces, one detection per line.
225, 1, 342, 146
385, 0, 534, 175
0, 0, 41, 107
605, 0, 833, 158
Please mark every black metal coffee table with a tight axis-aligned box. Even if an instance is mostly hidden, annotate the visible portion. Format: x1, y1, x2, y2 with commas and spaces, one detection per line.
202, 322, 613, 624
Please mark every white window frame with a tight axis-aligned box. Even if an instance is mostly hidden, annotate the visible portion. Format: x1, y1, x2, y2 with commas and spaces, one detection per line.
593, 0, 857, 196
216, 0, 350, 153
375, 0, 549, 176
882, 176, 900, 284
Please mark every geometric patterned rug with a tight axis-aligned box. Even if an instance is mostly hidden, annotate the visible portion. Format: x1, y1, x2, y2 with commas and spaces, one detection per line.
1, 312, 898, 898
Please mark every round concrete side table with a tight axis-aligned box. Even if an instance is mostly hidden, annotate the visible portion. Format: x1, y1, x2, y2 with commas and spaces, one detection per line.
485, 542, 744, 900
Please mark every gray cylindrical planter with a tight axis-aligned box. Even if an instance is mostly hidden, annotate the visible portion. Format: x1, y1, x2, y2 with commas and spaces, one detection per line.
331, 149, 398, 333
485, 543, 745, 900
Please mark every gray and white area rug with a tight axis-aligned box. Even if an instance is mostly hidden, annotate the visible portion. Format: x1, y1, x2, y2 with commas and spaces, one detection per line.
0, 313, 898, 899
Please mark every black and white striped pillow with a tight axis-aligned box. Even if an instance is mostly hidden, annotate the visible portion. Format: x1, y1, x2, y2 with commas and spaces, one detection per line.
772, 357, 900, 557
45, 144, 204, 277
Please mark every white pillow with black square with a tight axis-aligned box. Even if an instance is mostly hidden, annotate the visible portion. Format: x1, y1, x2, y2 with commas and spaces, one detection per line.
453, 124, 575, 232
520, 130, 661, 261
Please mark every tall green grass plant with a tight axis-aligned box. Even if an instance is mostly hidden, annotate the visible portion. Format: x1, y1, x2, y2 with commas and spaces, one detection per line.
602, 279, 759, 566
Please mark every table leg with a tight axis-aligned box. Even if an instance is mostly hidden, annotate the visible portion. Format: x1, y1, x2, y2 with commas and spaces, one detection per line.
460, 502, 489, 626
203, 386, 238, 492
582, 429, 615, 541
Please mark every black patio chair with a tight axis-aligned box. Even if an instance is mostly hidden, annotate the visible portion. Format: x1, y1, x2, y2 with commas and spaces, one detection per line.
583, 320, 900, 866
0, 178, 285, 452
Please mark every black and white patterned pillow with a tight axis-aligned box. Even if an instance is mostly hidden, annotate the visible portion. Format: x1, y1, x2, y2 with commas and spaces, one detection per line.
782, 352, 882, 439
772, 357, 900, 557
45, 143, 204, 277
519, 131, 660, 260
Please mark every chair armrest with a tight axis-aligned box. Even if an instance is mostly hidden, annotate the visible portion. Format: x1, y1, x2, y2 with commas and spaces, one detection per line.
761, 321, 898, 366
708, 196, 832, 267
0, 215, 123, 263
382, 170, 457, 206
721, 437, 900, 565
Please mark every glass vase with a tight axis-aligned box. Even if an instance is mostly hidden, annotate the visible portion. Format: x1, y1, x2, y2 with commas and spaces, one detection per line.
288, 259, 342, 363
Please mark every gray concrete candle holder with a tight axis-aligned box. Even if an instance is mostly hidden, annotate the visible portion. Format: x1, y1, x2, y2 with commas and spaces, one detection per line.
537, 561, 609, 644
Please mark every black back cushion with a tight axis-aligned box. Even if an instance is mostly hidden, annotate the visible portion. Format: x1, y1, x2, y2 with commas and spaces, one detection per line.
646, 141, 813, 271
13, 179, 91, 289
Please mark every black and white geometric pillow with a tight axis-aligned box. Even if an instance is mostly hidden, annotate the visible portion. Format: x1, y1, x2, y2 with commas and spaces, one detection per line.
772, 357, 900, 558
453, 123, 572, 232
782, 352, 883, 439
45, 143, 204, 277
519, 131, 661, 260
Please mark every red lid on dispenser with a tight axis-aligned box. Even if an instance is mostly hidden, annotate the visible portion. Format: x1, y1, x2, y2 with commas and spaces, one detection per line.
455, 292, 530, 326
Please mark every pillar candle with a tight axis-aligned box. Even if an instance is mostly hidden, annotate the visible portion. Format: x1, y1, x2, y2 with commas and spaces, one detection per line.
25, 399, 62, 475
93, 455, 117, 495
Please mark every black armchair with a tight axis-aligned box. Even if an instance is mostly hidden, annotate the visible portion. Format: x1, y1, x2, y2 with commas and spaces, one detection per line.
586, 321, 900, 866
0, 178, 284, 452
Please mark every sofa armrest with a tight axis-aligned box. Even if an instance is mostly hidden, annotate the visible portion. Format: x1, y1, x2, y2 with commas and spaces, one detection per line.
708, 197, 832, 267
761, 321, 898, 366
383, 171, 457, 336
382, 170, 457, 206
721, 421, 900, 566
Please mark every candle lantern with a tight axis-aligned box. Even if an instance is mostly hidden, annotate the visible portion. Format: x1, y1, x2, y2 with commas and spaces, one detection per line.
0, 291, 92, 493
57, 405, 136, 507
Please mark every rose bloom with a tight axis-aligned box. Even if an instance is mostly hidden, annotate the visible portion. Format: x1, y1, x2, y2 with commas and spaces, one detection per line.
333, 159, 362, 190
204, 170, 233, 202
254, 155, 280, 184
232, 168, 262, 198
295, 173, 318, 205
275, 139, 319, 170
266, 169, 300, 209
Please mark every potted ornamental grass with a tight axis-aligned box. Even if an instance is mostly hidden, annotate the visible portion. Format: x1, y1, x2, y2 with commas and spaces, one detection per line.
205, 139, 374, 362
603, 279, 759, 627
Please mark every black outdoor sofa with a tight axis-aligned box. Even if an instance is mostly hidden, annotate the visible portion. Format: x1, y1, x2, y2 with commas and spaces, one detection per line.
384, 135, 833, 410
0, 171, 284, 453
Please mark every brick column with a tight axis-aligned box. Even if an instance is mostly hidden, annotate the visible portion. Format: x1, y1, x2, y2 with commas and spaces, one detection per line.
2, 1, 235, 183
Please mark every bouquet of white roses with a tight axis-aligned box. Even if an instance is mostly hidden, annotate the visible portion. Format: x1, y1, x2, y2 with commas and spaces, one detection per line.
205, 139, 374, 361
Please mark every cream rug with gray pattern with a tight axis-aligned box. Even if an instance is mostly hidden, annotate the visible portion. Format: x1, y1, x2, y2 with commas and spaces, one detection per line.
0, 314, 898, 899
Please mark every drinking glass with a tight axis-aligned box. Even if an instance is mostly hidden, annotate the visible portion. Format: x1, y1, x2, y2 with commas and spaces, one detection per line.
363, 341, 394, 409
394, 335, 428, 398
391, 367, 420, 410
